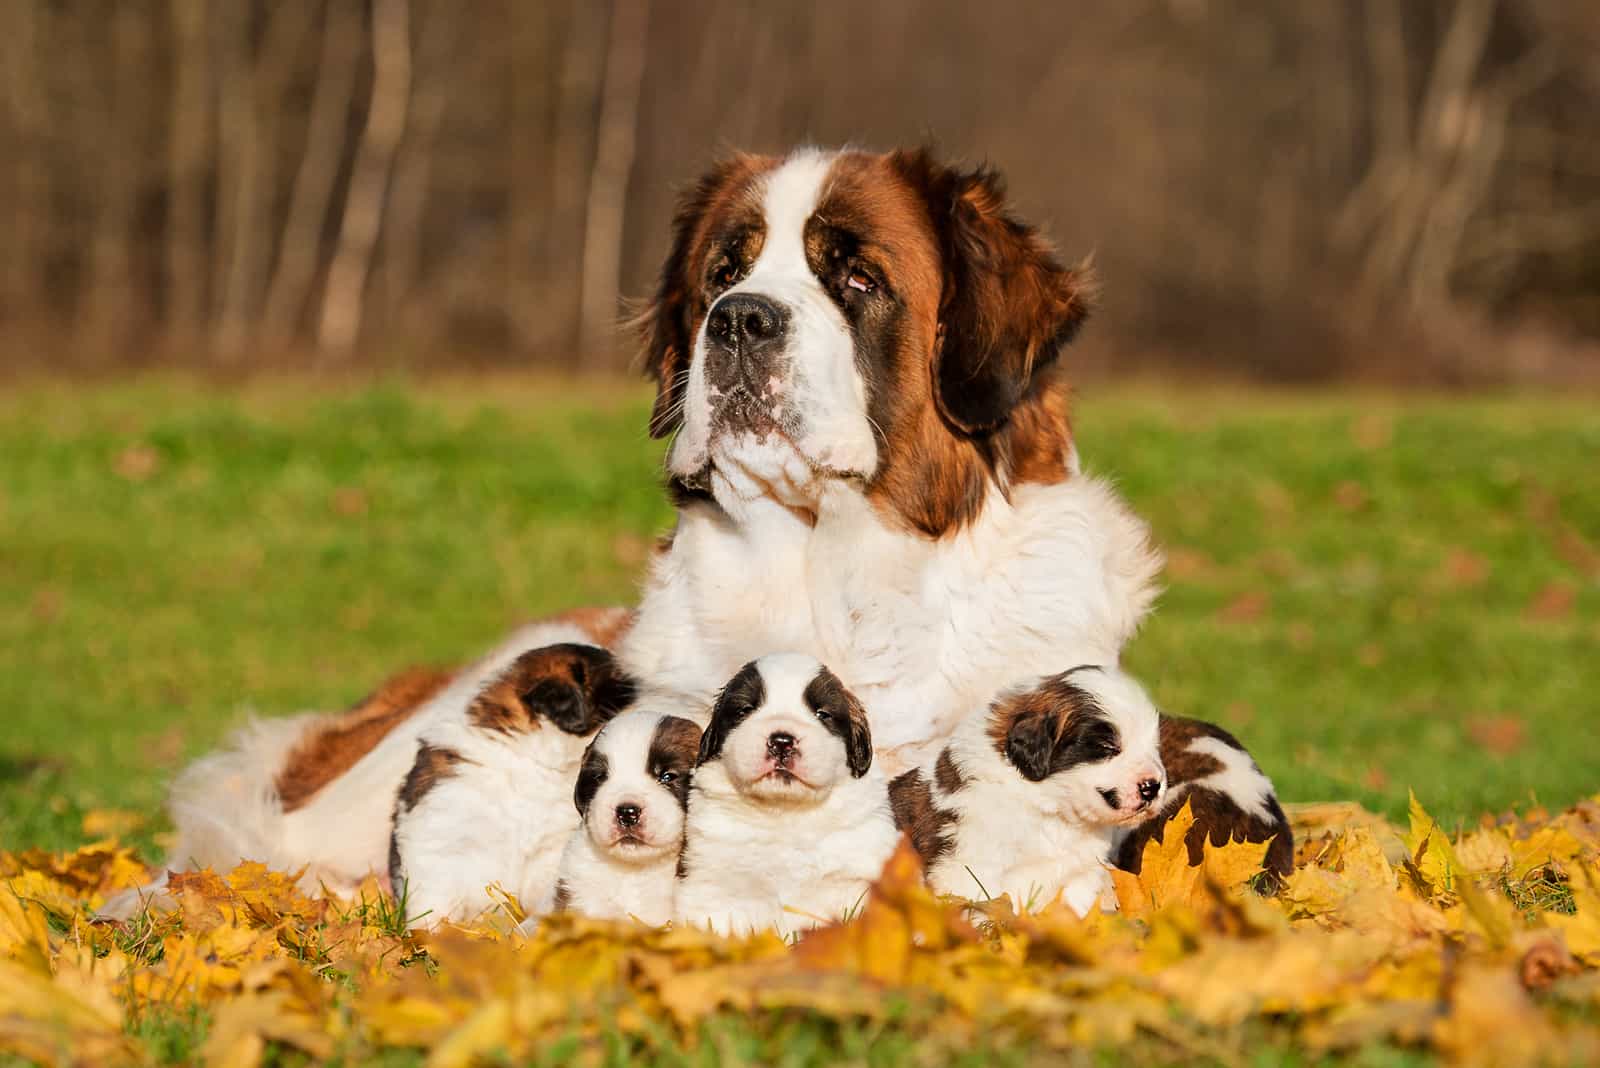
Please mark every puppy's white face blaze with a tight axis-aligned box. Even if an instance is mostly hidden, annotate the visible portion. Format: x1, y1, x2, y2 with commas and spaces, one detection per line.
700, 653, 871, 805
671, 151, 878, 509
574, 713, 700, 863
996, 667, 1166, 828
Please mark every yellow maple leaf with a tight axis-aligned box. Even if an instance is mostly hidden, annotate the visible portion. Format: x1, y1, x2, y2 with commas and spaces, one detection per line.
1111, 799, 1271, 921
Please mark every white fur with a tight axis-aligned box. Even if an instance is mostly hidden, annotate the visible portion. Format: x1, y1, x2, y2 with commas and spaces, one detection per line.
539, 711, 692, 925
915, 667, 1165, 916
675, 655, 899, 938
623, 474, 1160, 776
1163, 735, 1278, 824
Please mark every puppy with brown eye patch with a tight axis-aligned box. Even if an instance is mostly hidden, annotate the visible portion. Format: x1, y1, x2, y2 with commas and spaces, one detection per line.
674, 654, 899, 939
889, 665, 1165, 915
389, 643, 637, 927
533, 712, 702, 926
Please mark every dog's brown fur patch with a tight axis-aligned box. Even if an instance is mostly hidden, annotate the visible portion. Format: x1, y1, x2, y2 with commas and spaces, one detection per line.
934, 746, 967, 795
1115, 716, 1294, 883
276, 666, 456, 812
889, 769, 958, 866
467, 643, 635, 736
984, 673, 1101, 761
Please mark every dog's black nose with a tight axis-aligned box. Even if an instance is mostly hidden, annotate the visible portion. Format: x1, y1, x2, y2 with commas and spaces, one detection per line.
615, 803, 641, 828
707, 293, 786, 350
1136, 778, 1162, 805
767, 732, 796, 761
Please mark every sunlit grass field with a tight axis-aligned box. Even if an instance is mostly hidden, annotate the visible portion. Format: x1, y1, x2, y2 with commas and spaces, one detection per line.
2, 375, 1596, 857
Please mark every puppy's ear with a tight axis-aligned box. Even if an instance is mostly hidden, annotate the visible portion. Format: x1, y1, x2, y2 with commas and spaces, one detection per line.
573, 744, 607, 816
892, 149, 1093, 437
513, 644, 635, 736
697, 660, 765, 766
1002, 708, 1059, 783
804, 666, 873, 778
636, 154, 764, 439
844, 699, 873, 779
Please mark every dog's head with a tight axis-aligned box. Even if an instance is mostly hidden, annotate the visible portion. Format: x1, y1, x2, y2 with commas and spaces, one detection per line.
467, 643, 636, 737
696, 653, 872, 804
573, 712, 702, 862
638, 147, 1093, 535
988, 666, 1165, 826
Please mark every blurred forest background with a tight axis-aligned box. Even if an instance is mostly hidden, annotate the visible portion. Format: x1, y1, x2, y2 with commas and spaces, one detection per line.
2, 0, 1598, 382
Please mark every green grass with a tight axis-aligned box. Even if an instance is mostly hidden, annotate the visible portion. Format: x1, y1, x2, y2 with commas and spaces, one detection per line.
1, 377, 1596, 854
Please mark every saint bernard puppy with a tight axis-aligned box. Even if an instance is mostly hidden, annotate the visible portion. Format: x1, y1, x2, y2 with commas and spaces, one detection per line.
538, 711, 702, 926
146, 146, 1161, 901
889, 665, 1166, 915
1114, 715, 1294, 885
388, 643, 637, 925
675, 654, 899, 939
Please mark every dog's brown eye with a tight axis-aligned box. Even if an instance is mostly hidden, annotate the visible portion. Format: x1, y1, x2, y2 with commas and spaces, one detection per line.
711, 261, 739, 289
814, 708, 833, 725
657, 769, 678, 785
845, 269, 875, 294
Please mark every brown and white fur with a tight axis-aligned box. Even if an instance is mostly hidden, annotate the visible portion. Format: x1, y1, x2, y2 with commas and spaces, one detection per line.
538, 711, 702, 925
620, 147, 1160, 774
890, 665, 1165, 915
155, 146, 1160, 896
675, 654, 899, 939
1114, 716, 1293, 884
388, 642, 636, 926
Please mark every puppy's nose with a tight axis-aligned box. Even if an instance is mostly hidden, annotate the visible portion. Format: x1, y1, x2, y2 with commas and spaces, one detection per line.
1136, 778, 1162, 806
707, 293, 786, 351
615, 803, 641, 828
767, 732, 797, 762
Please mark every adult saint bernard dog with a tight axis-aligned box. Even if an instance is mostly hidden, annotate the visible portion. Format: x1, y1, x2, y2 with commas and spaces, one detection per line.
134, 146, 1162, 903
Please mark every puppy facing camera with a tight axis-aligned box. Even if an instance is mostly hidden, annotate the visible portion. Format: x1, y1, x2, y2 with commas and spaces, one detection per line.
539, 712, 703, 926
676, 653, 899, 938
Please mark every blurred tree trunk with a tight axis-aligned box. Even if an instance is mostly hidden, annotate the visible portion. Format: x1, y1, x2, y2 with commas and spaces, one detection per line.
578, 0, 650, 365
505, 2, 558, 352
166, 0, 213, 347
260, 0, 364, 348
216, 2, 316, 356
540, 0, 607, 357
319, 0, 412, 355
380, 0, 463, 331
0, 1, 48, 326
83, 5, 150, 344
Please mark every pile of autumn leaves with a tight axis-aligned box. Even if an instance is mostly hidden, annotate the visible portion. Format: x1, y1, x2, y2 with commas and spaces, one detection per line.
4, 796, 1600, 1067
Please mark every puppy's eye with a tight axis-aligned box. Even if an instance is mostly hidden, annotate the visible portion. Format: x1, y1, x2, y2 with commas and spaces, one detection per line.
1096, 741, 1119, 758
711, 261, 739, 289
845, 268, 875, 294
657, 769, 678, 786
814, 708, 834, 725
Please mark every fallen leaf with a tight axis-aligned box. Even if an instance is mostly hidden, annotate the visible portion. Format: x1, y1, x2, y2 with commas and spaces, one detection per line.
1525, 581, 1577, 620
1217, 591, 1270, 624
1467, 716, 1525, 757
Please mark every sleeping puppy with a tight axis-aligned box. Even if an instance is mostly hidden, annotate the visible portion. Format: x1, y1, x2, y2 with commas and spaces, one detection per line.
889, 665, 1166, 915
675, 654, 899, 939
1114, 715, 1293, 885
540, 711, 702, 925
389, 643, 636, 926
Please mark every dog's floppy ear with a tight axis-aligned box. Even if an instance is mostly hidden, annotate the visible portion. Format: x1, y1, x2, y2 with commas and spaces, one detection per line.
1002, 707, 1059, 783
696, 660, 765, 766
892, 149, 1093, 437
636, 154, 764, 440
515, 644, 636, 736
803, 665, 873, 778
573, 743, 607, 815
